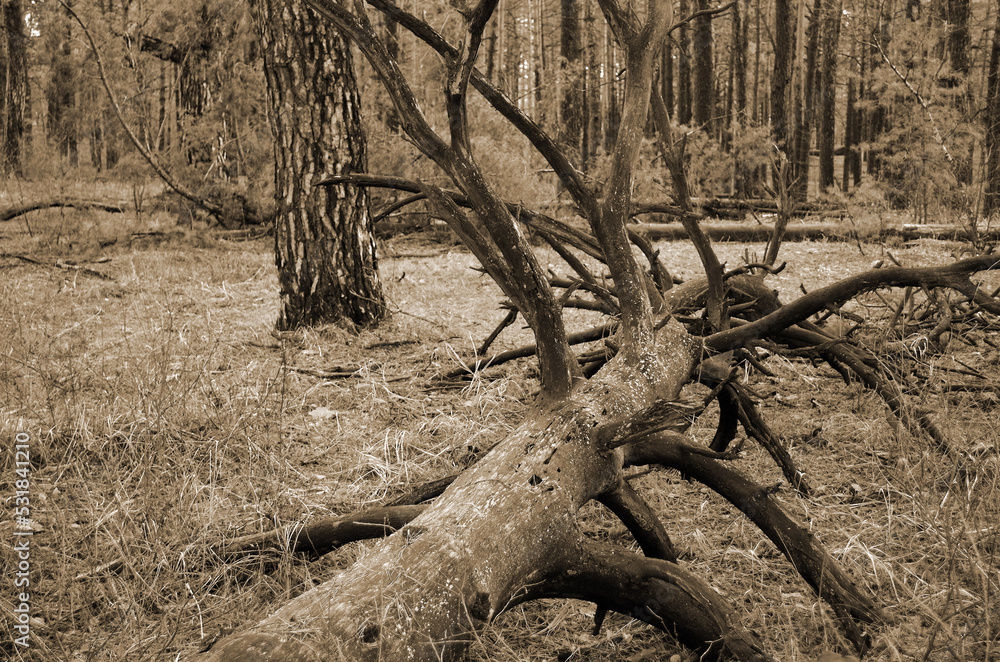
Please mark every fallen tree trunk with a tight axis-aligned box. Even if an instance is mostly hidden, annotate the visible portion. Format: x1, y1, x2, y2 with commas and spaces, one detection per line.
200, 322, 745, 661
634, 222, 1000, 243
1, 197, 127, 222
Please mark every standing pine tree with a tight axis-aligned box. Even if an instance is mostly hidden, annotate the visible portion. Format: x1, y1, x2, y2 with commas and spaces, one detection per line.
250, 0, 387, 329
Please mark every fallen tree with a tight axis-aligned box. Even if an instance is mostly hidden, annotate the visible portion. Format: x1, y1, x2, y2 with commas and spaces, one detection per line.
0, 197, 127, 222
192, 1, 1000, 660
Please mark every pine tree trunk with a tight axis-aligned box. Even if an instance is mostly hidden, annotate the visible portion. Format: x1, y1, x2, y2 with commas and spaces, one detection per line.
560, 0, 584, 161
0, 0, 26, 175
583, 0, 601, 167
677, 0, 693, 125
692, 0, 714, 132
771, 0, 795, 180
661, 36, 674, 117
818, 0, 841, 191
732, 0, 750, 196
604, 26, 621, 151
792, 0, 821, 200
842, 60, 858, 192
984, 5, 1000, 216
251, 0, 386, 330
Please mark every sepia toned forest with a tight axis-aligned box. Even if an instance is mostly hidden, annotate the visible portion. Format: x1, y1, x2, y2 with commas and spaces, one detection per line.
4, 0, 1000, 221
4, 1, 1000, 661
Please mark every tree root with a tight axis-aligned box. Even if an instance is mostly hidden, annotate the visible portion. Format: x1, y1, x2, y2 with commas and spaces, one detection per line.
624, 433, 881, 654
597, 478, 678, 561
210, 505, 426, 561
529, 539, 774, 661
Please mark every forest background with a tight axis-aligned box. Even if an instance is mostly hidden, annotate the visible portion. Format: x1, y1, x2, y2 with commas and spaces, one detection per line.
4, 0, 1000, 226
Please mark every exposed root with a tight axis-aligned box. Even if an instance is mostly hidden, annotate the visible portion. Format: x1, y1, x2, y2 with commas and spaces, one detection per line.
624, 432, 882, 654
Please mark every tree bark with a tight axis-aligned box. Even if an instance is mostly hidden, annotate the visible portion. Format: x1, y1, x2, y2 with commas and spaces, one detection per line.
771, 0, 795, 172
692, 0, 714, 132
985, 5, 1000, 215
199, 322, 705, 662
0, 0, 26, 174
792, 0, 821, 200
946, 0, 969, 77
251, 0, 387, 330
818, 0, 841, 191
560, 0, 584, 161
677, 0, 693, 125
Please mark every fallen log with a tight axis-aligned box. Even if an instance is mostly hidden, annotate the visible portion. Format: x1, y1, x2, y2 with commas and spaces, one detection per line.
635, 222, 848, 242
634, 222, 1000, 243
1, 197, 127, 222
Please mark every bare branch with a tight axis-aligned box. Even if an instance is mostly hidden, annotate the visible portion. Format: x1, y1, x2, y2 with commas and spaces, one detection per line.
58, 1, 225, 222
588, 0, 673, 358
624, 433, 882, 653
597, 478, 677, 561
528, 540, 773, 660
364, 0, 602, 224
307, 0, 578, 400
707, 254, 1000, 351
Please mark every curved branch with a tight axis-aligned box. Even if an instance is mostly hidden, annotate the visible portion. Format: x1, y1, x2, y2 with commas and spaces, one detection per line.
364, 0, 601, 222
308, 1, 578, 400
1, 198, 126, 222
706, 254, 1000, 351
624, 433, 881, 654
779, 324, 955, 455
527, 539, 773, 661
58, 1, 224, 223
320, 173, 606, 260
443, 322, 618, 379
212, 505, 427, 561
597, 478, 678, 561
372, 192, 427, 223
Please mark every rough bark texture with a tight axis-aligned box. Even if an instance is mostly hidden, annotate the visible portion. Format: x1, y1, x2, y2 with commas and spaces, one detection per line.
770, 0, 794, 165
677, 0, 693, 125
792, 0, 821, 200
1, 0, 26, 174
252, 0, 386, 330
692, 0, 714, 132
560, 0, 584, 161
818, 0, 841, 190
986, 6, 1000, 215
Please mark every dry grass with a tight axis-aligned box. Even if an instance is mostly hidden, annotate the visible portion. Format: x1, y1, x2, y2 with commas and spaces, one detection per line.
2, 182, 999, 661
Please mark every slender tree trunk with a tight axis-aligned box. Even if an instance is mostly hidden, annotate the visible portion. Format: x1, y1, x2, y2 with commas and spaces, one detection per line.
583, 0, 601, 166
842, 42, 859, 192
818, 0, 841, 191
692, 0, 714, 132
48, 21, 78, 167
732, 0, 749, 196
945, 0, 972, 183
1, 0, 26, 174
678, 0, 693, 125
604, 25, 620, 151
771, 0, 795, 181
947, 0, 969, 76
251, 0, 386, 329
866, 4, 890, 177
662, 32, 674, 117
561, 0, 583, 161
792, 0, 821, 200
984, 5, 1000, 215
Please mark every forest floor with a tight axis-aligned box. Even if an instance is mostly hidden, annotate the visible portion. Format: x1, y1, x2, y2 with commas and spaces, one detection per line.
2, 197, 1000, 661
